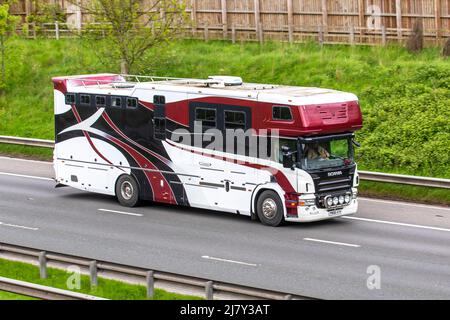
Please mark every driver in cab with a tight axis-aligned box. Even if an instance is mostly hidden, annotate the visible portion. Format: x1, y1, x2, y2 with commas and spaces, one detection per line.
305, 143, 330, 160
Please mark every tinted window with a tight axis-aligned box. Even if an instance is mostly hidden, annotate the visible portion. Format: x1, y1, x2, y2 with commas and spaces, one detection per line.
195, 108, 216, 129
111, 97, 122, 108
273, 106, 292, 120
127, 98, 138, 109
65, 93, 76, 105
80, 94, 91, 106
154, 95, 165, 105
225, 111, 246, 130
96, 95, 106, 107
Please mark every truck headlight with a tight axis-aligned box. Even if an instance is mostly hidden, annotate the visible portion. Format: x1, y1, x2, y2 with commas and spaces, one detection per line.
332, 196, 339, 206
326, 197, 333, 207
345, 194, 351, 203
338, 195, 345, 204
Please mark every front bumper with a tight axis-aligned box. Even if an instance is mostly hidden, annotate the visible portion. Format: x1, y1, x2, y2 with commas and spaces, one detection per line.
285, 198, 358, 223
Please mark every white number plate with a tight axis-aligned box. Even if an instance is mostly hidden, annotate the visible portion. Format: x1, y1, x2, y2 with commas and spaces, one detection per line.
328, 209, 342, 216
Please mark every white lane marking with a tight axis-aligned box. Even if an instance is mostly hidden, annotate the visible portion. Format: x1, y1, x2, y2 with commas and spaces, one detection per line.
343, 216, 450, 233
0, 156, 51, 165
201, 255, 259, 267
0, 221, 39, 231
98, 208, 143, 217
0, 172, 53, 181
303, 238, 361, 248
359, 197, 450, 212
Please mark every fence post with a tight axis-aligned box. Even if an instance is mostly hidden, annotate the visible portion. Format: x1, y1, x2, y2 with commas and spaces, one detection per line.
146, 271, 154, 299
205, 281, 214, 300
55, 21, 60, 40
395, 0, 402, 41
89, 260, 98, 287
288, 25, 294, 44
434, 0, 441, 40
258, 23, 263, 44
318, 25, 324, 47
204, 26, 209, 42
349, 25, 355, 45
221, 0, 228, 39
287, 0, 294, 44
38, 251, 47, 279
381, 25, 387, 46
231, 24, 236, 44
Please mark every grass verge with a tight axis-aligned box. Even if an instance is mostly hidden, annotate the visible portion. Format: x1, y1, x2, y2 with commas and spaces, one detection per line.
359, 180, 450, 206
0, 290, 37, 300
0, 258, 202, 300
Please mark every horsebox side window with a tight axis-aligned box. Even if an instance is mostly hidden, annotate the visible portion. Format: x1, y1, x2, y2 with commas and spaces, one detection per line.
195, 108, 216, 129
96, 95, 106, 107
225, 111, 246, 130
80, 94, 91, 106
272, 106, 293, 121
65, 93, 76, 105
127, 97, 138, 109
111, 97, 122, 108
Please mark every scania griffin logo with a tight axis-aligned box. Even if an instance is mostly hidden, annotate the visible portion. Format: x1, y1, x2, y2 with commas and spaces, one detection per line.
327, 171, 343, 177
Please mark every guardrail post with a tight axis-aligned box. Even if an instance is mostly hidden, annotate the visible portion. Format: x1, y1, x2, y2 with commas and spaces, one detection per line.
55, 21, 60, 40
38, 251, 47, 279
205, 281, 214, 300
146, 270, 154, 299
89, 260, 98, 287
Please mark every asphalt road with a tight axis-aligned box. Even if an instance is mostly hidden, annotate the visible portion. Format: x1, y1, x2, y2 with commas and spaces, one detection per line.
0, 156, 449, 299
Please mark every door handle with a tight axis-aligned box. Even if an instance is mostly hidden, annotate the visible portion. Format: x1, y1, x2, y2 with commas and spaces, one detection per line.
199, 162, 212, 167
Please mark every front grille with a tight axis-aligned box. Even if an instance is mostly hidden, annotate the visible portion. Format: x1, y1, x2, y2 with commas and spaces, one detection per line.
316, 176, 352, 193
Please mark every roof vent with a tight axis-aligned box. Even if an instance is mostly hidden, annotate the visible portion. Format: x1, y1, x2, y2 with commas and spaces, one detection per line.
208, 76, 243, 86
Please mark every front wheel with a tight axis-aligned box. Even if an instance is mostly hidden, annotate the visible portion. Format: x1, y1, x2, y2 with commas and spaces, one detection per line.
116, 175, 140, 207
256, 190, 284, 227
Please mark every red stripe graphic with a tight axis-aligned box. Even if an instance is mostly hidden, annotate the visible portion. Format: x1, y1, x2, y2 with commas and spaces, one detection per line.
165, 140, 296, 194
71, 106, 115, 167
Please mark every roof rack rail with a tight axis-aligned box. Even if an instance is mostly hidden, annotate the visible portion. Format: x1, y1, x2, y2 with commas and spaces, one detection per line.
66, 74, 245, 89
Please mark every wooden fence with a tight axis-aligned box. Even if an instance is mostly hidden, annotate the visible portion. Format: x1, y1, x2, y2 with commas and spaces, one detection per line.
9, 0, 450, 45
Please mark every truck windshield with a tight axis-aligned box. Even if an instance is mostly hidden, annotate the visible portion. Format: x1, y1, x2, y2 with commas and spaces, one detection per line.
299, 138, 354, 171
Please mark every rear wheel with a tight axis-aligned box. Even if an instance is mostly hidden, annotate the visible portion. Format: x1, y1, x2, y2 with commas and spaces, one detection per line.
256, 190, 284, 227
116, 175, 140, 207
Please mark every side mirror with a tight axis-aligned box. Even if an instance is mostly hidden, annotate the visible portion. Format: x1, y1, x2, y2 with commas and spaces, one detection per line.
281, 145, 295, 169
281, 145, 291, 154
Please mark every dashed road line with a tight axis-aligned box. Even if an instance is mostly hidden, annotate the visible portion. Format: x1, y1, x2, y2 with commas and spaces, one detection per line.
0, 221, 39, 231
303, 238, 361, 248
98, 208, 143, 217
201, 255, 259, 267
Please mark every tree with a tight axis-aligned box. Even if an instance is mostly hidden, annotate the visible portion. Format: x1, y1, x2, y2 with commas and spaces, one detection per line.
0, 3, 18, 90
406, 18, 424, 53
69, 0, 188, 74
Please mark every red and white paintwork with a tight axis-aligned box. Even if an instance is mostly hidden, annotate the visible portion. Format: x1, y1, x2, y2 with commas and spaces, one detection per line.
52, 74, 362, 223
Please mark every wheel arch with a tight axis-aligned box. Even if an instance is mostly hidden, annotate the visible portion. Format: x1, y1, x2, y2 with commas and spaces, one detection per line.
250, 184, 287, 219
114, 172, 141, 197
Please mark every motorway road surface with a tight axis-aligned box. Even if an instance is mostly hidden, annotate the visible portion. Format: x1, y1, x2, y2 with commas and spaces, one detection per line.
0, 156, 449, 299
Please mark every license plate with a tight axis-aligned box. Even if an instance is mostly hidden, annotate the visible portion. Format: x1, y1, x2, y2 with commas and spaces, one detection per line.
328, 209, 342, 216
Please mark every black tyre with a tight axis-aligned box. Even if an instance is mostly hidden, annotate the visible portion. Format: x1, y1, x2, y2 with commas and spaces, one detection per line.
115, 175, 140, 207
256, 190, 284, 227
